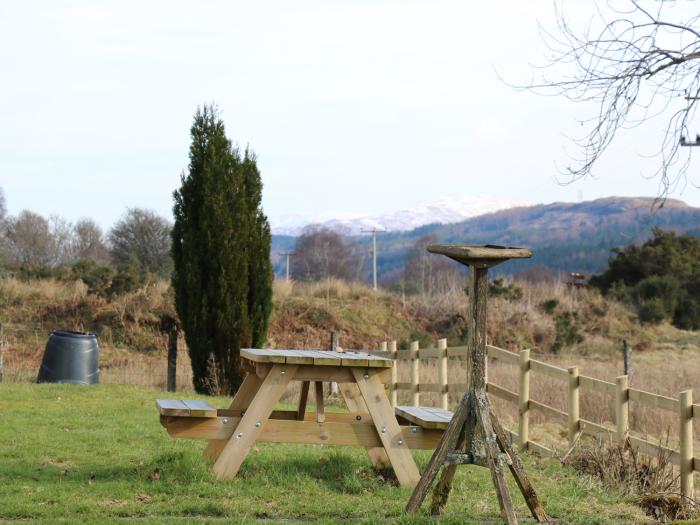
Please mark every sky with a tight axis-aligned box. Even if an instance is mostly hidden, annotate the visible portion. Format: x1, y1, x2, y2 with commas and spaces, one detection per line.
2, 1, 699, 231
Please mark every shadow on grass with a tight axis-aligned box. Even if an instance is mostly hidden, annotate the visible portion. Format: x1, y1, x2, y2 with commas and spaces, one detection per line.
238, 447, 400, 495
7, 445, 404, 497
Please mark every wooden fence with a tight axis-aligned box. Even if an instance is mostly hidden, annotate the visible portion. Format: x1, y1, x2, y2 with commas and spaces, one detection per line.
374, 339, 699, 499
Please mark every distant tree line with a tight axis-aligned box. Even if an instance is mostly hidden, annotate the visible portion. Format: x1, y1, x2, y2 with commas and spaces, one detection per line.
288, 227, 464, 295
591, 228, 700, 329
0, 185, 172, 296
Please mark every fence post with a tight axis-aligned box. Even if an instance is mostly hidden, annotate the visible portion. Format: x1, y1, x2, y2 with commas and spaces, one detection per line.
615, 375, 629, 444
0, 322, 4, 384
166, 327, 178, 392
679, 389, 694, 499
438, 338, 448, 410
410, 340, 420, 407
568, 366, 580, 444
389, 340, 398, 407
329, 331, 339, 395
379, 341, 387, 352
518, 349, 531, 451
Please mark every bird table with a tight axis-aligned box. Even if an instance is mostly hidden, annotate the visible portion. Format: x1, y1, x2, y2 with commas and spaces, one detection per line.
158, 348, 436, 487
405, 244, 547, 524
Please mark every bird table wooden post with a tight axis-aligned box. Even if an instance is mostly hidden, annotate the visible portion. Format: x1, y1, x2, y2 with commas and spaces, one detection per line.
406, 244, 547, 524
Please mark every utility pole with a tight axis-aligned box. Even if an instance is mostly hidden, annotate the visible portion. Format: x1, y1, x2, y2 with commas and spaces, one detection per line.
361, 228, 384, 291
680, 95, 700, 147
280, 252, 295, 281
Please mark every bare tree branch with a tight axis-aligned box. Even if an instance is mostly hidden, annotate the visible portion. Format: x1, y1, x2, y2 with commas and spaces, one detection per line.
515, 1, 700, 201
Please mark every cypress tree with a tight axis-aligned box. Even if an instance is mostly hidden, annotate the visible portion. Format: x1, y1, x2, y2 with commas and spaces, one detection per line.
172, 105, 272, 395
242, 150, 273, 346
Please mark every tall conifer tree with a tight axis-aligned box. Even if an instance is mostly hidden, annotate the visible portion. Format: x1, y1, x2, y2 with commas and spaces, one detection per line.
172, 106, 272, 395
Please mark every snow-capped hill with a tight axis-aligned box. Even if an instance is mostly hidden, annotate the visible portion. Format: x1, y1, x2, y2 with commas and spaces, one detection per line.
270, 196, 529, 236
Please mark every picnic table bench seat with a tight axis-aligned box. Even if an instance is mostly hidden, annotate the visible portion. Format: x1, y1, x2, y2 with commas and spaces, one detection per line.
394, 405, 453, 430
157, 399, 218, 418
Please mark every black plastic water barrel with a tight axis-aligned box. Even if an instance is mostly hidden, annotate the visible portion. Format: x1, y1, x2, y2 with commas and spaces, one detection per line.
37, 331, 100, 384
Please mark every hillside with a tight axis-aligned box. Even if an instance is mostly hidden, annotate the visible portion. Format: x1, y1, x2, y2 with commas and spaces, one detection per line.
4, 275, 700, 387
272, 197, 700, 282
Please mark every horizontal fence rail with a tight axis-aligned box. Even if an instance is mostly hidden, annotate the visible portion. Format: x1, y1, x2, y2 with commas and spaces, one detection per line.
376, 338, 698, 499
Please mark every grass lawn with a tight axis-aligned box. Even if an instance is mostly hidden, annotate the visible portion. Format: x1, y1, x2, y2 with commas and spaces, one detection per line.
0, 383, 656, 524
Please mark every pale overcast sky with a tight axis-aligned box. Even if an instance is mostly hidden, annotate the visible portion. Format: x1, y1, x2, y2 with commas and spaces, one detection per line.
1, 1, 699, 230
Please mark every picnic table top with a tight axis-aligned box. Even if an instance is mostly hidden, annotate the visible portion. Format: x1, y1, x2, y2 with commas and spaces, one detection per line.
241, 348, 392, 368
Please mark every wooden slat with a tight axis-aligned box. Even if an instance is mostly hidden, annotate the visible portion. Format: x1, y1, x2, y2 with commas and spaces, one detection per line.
579, 375, 616, 396
307, 350, 342, 366
341, 352, 370, 368
447, 383, 469, 393
486, 345, 519, 363
528, 399, 567, 423
283, 350, 314, 365
629, 435, 681, 464
156, 399, 189, 416
526, 439, 556, 457
579, 418, 614, 437
446, 345, 469, 358
163, 416, 442, 449
181, 400, 218, 418
628, 388, 679, 413
418, 383, 446, 393
240, 348, 391, 367
529, 360, 568, 381
486, 382, 518, 404
156, 399, 217, 418
394, 405, 454, 429
396, 382, 411, 390
293, 365, 353, 383
417, 347, 441, 358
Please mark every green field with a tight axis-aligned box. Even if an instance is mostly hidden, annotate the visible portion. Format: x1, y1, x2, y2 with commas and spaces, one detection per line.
0, 384, 656, 524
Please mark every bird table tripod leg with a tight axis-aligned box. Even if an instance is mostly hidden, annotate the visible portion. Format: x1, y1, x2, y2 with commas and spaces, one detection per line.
405, 392, 470, 513
204, 372, 263, 460
475, 393, 518, 525
490, 412, 548, 522
430, 392, 479, 516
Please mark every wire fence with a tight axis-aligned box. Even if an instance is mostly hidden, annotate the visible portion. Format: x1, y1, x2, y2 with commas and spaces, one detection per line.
0, 324, 194, 391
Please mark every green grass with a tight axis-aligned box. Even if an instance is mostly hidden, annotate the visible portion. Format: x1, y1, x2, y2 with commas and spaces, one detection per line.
0, 384, 653, 524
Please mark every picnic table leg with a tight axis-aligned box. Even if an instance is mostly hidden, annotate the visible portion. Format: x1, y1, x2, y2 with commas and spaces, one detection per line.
314, 382, 325, 423
297, 381, 310, 420
213, 364, 297, 480
352, 368, 421, 488
339, 382, 391, 469
204, 371, 263, 459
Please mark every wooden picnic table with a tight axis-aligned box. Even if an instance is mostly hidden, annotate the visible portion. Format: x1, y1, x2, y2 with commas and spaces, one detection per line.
157, 348, 442, 487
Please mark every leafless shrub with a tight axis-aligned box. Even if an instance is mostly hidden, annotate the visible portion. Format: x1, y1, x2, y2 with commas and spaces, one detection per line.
291, 226, 361, 282
109, 208, 172, 276
563, 437, 699, 522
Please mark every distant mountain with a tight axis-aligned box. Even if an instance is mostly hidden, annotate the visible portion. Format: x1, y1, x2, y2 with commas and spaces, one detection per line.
270, 195, 527, 236
272, 197, 700, 281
